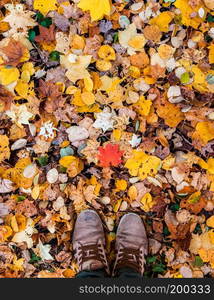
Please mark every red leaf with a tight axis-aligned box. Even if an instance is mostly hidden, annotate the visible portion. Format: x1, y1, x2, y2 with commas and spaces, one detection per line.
35, 24, 55, 43
98, 144, 123, 167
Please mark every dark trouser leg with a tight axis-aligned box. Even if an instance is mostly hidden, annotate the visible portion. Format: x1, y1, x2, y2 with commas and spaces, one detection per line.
116, 267, 142, 279
76, 269, 107, 278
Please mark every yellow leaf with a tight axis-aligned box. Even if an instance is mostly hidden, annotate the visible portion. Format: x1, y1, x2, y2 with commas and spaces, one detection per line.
78, 0, 112, 22
84, 77, 93, 92
134, 96, 152, 117
207, 216, 214, 228
96, 60, 112, 72
59, 156, 83, 177
174, 0, 204, 29
34, 0, 58, 16
115, 179, 127, 191
32, 185, 40, 200
156, 99, 184, 127
15, 80, 29, 98
207, 158, 214, 175
63, 55, 92, 83
128, 185, 138, 201
192, 66, 208, 93
194, 121, 214, 144
59, 156, 76, 168
11, 257, 24, 271
98, 45, 115, 61
208, 230, 214, 244
81, 91, 95, 106
162, 155, 175, 170
140, 192, 154, 212
198, 248, 209, 262
125, 150, 161, 180
10, 215, 19, 232
67, 158, 84, 178
0, 135, 10, 162
112, 129, 122, 141
3, 158, 33, 189
199, 248, 214, 268
198, 158, 208, 170
0, 225, 12, 242
113, 199, 122, 212
16, 215, 26, 232
0, 66, 19, 85
209, 44, 214, 64
150, 11, 174, 32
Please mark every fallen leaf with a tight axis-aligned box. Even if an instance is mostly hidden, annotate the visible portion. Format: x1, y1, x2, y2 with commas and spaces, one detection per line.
98, 144, 124, 167
78, 0, 112, 22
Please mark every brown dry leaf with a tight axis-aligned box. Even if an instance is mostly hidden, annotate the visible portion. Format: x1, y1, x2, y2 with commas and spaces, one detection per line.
35, 25, 56, 43
38, 80, 62, 100
164, 210, 190, 240
180, 195, 206, 214
130, 51, 149, 68
0, 39, 28, 67
0, 84, 13, 112
143, 25, 162, 42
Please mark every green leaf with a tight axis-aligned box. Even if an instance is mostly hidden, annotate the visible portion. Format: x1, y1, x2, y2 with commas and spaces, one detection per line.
59, 166, 67, 173
170, 203, 180, 212
193, 256, 204, 267
36, 12, 44, 23
207, 14, 214, 23
37, 155, 49, 166
163, 226, 170, 236
29, 252, 41, 263
193, 224, 202, 234
206, 74, 214, 85
17, 195, 26, 202
40, 18, 52, 28
49, 51, 60, 62
28, 29, 36, 42
113, 32, 119, 43
180, 72, 190, 84
152, 263, 166, 273
146, 256, 157, 263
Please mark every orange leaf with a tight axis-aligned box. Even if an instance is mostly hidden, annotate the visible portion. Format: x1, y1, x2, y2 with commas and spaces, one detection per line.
98, 144, 123, 167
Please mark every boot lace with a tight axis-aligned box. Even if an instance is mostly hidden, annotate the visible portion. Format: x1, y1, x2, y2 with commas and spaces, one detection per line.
113, 245, 146, 275
75, 240, 110, 274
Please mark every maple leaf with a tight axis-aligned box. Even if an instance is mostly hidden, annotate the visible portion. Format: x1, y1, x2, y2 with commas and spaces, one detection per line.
0, 39, 29, 67
78, 0, 112, 22
98, 144, 124, 167
35, 25, 56, 43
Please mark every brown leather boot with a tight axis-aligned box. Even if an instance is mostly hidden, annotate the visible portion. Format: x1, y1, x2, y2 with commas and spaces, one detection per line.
113, 213, 148, 276
72, 209, 110, 275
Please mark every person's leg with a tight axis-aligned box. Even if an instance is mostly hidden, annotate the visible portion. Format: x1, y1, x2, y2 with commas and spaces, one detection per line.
76, 269, 107, 278
117, 267, 142, 279
113, 213, 148, 278
73, 210, 110, 278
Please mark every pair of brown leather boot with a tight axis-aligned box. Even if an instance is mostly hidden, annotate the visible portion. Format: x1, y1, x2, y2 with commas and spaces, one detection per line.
73, 210, 148, 276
